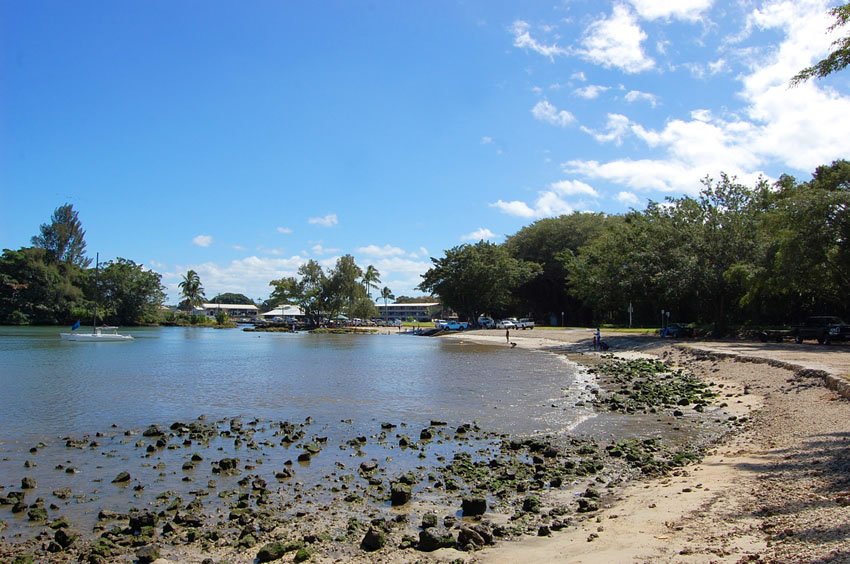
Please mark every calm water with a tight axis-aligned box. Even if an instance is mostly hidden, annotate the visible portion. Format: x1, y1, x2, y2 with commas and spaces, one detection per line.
0, 326, 597, 539
0, 326, 592, 443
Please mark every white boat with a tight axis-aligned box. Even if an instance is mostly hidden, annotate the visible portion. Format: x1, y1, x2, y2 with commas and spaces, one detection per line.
61, 326, 133, 342
60, 253, 133, 342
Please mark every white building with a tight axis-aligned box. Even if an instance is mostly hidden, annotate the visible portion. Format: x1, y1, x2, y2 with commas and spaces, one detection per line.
200, 303, 259, 319
259, 305, 305, 320
374, 302, 441, 321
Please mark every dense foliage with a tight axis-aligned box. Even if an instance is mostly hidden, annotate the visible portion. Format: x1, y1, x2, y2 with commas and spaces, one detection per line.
268, 255, 379, 326
0, 205, 165, 326
418, 241, 541, 322
423, 161, 850, 331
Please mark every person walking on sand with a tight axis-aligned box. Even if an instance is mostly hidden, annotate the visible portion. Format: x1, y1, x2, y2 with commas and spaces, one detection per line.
505, 328, 510, 343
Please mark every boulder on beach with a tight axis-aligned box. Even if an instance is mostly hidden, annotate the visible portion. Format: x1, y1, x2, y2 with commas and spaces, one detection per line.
360, 526, 387, 551
390, 483, 412, 506
417, 527, 456, 552
462, 496, 487, 516
111, 471, 131, 483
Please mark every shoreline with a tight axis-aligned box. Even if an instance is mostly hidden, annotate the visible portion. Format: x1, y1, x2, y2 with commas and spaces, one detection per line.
2, 330, 848, 562
444, 329, 850, 562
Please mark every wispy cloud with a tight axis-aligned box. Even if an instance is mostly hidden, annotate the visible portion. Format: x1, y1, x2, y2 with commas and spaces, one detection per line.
311, 244, 340, 255
357, 244, 406, 258
511, 20, 568, 60
192, 235, 213, 248
624, 89, 659, 107
276, 226, 293, 234
308, 214, 338, 227
531, 100, 575, 127
574, 84, 610, 99
461, 228, 496, 241
627, 0, 714, 22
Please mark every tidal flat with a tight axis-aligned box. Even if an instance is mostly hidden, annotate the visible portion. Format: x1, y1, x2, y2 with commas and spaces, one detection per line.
0, 332, 742, 562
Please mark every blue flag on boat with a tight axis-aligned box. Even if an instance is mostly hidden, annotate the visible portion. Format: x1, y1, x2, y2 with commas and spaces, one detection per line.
71, 319, 81, 331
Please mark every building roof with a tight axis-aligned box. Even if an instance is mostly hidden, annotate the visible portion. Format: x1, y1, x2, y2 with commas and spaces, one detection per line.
202, 303, 259, 311
260, 305, 305, 317
376, 302, 441, 308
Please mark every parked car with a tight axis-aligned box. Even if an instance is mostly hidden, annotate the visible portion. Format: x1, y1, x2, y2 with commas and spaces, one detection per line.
477, 316, 495, 328
516, 318, 535, 330
791, 316, 850, 344
444, 320, 469, 331
660, 323, 694, 338
496, 319, 516, 329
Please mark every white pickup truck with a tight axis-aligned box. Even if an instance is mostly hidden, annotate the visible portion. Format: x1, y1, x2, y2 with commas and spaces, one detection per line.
515, 318, 535, 330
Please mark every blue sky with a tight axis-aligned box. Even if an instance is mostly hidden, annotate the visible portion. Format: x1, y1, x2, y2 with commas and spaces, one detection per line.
3, 0, 849, 304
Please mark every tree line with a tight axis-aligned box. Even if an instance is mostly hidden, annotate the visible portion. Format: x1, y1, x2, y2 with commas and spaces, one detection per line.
3, 160, 847, 330
419, 161, 850, 332
0, 204, 165, 325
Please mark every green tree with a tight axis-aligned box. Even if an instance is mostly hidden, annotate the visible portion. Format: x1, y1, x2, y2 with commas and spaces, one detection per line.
268, 277, 301, 307
379, 286, 395, 319
178, 270, 206, 313
791, 3, 850, 85
328, 254, 364, 314
0, 247, 85, 324
362, 265, 381, 299
210, 292, 253, 305
31, 203, 91, 268
296, 260, 330, 326
98, 258, 166, 325
505, 212, 615, 324
746, 162, 850, 319
418, 241, 541, 322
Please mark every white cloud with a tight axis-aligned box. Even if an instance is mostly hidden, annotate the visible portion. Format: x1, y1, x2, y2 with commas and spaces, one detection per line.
276, 226, 293, 234
357, 244, 406, 258
571, 71, 587, 81
311, 244, 340, 255
480, 136, 493, 144
616, 191, 641, 206
627, 0, 714, 21
491, 180, 599, 219
511, 20, 568, 60
624, 89, 659, 107
308, 213, 338, 227
192, 235, 213, 248
581, 113, 633, 145
490, 199, 536, 218
550, 179, 599, 197
461, 228, 496, 241
531, 100, 576, 127
574, 84, 610, 99
578, 4, 655, 73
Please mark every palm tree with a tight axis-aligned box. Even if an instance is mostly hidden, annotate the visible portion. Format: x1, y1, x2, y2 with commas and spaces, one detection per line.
362, 265, 381, 299
179, 269, 206, 314
379, 286, 394, 320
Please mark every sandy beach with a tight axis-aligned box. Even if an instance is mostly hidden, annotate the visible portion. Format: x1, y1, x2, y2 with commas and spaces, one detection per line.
442, 329, 850, 563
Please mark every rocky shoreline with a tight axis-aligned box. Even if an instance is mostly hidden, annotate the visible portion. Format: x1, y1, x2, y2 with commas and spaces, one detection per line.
0, 346, 745, 563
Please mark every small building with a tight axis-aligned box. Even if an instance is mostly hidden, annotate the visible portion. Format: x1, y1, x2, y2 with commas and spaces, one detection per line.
259, 305, 305, 320
374, 302, 442, 322
201, 303, 259, 319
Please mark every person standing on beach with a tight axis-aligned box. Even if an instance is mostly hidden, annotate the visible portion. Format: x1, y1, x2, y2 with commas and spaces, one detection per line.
506, 328, 510, 343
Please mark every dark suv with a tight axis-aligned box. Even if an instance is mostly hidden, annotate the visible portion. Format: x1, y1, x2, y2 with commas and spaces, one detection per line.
791, 316, 850, 344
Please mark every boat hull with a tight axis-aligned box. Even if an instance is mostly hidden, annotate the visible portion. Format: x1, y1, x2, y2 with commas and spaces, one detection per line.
60, 332, 133, 342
